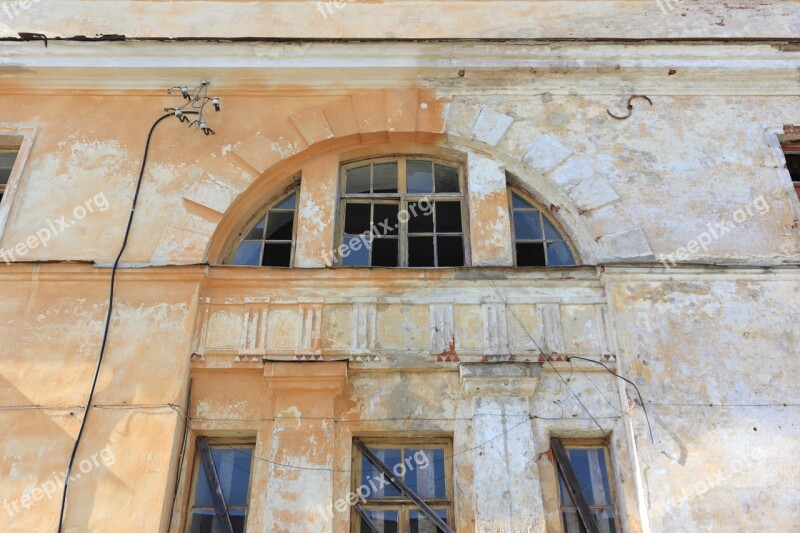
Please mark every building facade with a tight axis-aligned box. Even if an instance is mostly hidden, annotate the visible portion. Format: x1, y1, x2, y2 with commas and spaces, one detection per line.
0, 2, 799, 532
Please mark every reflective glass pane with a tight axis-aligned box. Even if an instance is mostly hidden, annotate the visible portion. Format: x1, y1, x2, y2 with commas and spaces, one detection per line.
361, 510, 399, 533
547, 241, 575, 266
434, 164, 459, 193
408, 202, 434, 233
265, 211, 294, 240
360, 450, 402, 497
210, 448, 253, 506
244, 217, 265, 240
407, 160, 433, 193
435, 202, 462, 233
230, 242, 262, 266
567, 448, 612, 506
262, 243, 292, 266
344, 203, 372, 234
372, 238, 398, 267
512, 192, 532, 208
373, 162, 398, 193
373, 204, 399, 236
513, 210, 542, 240
346, 164, 371, 194
516, 242, 546, 267
592, 508, 617, 533
561, 509, 583, 533
341, 234, 370, 266
405, 449, 446, 498
409, 236, 435, 267
543, 216, 564, 240
273, 192, 296, 210
436, 236, 464, 267
409, 509, 448, 533
189, 510, 247, 533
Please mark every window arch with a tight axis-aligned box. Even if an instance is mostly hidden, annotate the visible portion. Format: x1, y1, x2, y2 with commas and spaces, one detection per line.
226, 189, 298, 267
509, 188, 576, 266
336, 156, 468, 267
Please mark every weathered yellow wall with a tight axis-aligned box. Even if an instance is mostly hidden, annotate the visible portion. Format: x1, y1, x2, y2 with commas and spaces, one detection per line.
0, 37, 798, 533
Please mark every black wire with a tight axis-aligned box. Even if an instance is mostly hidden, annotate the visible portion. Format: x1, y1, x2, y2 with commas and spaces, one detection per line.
57, 112, 177, 532
567, 355, 654, 444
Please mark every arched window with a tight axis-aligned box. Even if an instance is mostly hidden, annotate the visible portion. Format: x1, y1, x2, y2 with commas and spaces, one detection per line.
509, 189, 576, 266
337, 157, 467, 267
227, 190, 298, 267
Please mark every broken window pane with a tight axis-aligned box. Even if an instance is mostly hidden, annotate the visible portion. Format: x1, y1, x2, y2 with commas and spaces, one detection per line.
373, 162, 399, 193
409, 236, 435, 267
345, 203, 372, 234
244, 217, 266, 240
434, 164, 459, 193
785, 153, 800, 182
262, 243, 292, 266
437, 236, 464, 267
373, 204, 399, 236
435, 202, 462, 233
265, 211, 294, 240
516, 243, 546, 267
408, 202, 435, 233
372, 238, 399, 267
347, 164, 371, 194
407, 160, 434, 193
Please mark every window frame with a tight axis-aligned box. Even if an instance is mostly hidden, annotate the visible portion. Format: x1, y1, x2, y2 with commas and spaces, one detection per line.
781, 142, 800, 198
0, 125, 36, 240
224, 184, 300, 268
507, 186, 578, 267
551, 437, 620, 533
350, 436, 454, 533
336, 156, 470, 268
185, 437, 256, 533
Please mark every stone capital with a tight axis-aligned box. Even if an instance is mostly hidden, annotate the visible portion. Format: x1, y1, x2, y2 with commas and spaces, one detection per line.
459, 362, 541, 396
264, 361, 348, 395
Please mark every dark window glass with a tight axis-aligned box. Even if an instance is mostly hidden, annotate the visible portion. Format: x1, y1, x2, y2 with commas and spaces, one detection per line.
361, 510, 399, 533
516, 242, 546, 267
190, 446, 252, 533
408, 236, 435, 267
434, 164, 459, 193
231, 242, 262, 266
404, 449, 446, 498
0, 151, 18, 187
341, 235, 370, 266
785, 153, 800, 182
435, 202, 462, 233
344, 203, 372, 234
437, 236, 464, 267
513, 210, 542, 240
274, 192, 296, 210
557, 445, 618, 533
372, 238, 399, 267
244, 217, 265, 240
408, 202, 434, 233
361, 451, 402, 498
373, 204, 399, 236
262, 243, 292, 266
265, 211, 294, 240
547, 241, 575, 266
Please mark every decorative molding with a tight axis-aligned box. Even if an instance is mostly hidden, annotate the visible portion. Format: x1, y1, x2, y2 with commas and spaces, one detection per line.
537, 303, 565, 354
430, 304, 455, 354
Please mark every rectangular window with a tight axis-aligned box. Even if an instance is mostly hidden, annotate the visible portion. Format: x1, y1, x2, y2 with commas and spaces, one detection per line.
551, 438, 619, 533
781, 143, 800, 198
188, 438, 254, 533
339, 158, 467, 268
0, 145, 20, 204
352, 438, 453, 533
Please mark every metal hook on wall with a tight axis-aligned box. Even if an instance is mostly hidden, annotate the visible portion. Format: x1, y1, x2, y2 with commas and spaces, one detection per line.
607, 95, 652, 120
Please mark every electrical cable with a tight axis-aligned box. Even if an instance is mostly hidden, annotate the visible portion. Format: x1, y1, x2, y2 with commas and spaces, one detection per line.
57, 112, 177, 533
567, 355, 655, 444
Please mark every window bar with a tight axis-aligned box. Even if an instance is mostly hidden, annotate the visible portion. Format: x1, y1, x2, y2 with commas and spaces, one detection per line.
354, 439, 454, 533
354, 504, 381, 533
196, 438, 235, 533
550, 437, 599, 533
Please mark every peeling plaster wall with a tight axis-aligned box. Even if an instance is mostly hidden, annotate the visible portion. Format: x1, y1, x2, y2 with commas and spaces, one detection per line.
0, 38, 798, 533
